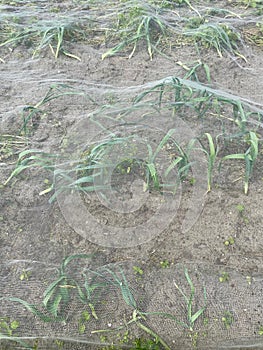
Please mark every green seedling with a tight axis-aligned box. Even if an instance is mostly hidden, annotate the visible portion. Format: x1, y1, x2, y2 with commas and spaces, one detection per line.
221, 131, 259, 194
224, 236, 235, 246
236, 204, 245, 213
222, 311, 234, 329
160, 260, 170, 268
198, 133, 218, 192
148, 268, 207, 332
259, 326, 263, 336
0, 317, 19, 337
133, 266, 144, 276
0, 317, 30, 349
219, 272, 229, 283
172, 268, 207, 331
20, 269, 32, 281
78, 310, 91, 335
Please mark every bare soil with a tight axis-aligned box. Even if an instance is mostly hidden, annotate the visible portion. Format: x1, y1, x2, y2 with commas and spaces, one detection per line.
1, 1, 263, 349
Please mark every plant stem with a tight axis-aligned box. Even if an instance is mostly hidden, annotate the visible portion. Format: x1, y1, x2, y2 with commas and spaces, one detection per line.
136, 321, 172, 349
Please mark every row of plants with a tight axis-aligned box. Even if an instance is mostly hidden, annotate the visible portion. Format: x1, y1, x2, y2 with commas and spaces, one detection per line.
3, 76, 262, 199
1, 254, 259, 349
0, 0, 262, 61
0, 254, 212, 350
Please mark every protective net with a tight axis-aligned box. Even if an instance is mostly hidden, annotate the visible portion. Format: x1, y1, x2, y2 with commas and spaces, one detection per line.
1, 0, 263, 349
1, 258, 263, 349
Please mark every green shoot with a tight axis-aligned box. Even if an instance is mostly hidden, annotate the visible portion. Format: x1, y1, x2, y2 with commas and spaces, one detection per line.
219, 272, 230, 283
177, 60, 211, 83
91, 266, 172, 350
145, 128, 193, 192
0, 18, 89, 59
99, 266, 137, 310
198, 133, 218, 192
4, 149, 56, 186
20, 84, 92, 135
173, 268, 207, 331
183, 23, 242, 57
222, 311, 234, 329
221, 131, 259, 194
144, 268, 207, 332
1, 254, 97, 323
133, 266, 144, 276
102, 8, 167, 60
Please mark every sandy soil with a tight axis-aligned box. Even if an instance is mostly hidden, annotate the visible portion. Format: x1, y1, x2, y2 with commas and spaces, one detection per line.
1, 1, 263, 349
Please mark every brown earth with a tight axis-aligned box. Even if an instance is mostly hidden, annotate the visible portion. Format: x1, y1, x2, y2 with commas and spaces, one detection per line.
1, 1, 263, 349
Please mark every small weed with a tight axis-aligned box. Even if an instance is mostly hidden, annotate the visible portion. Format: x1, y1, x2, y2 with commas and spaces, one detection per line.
222, 311, 234, 329
243, 23, 263, 46
19, 269, 32, 281
224, 236, 235, 246
100, 335, 162, 350
78, 310, 91, 335
189, 177, 196, 185
189, 331, 199, 348
236, 204, 245, 213
246, 275, 252, 285
259, 325, 263, 336
160, 260, 170, 268
219, 272, 229, 283
238, 0, 263, 10
0, 317, 19, 336
54, 339, 64, 349
133, 337, 162, 349
118, 330, 130, 344
133, 266, 144, 276
0, 317, 30, 349
236, 204, 249, 223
